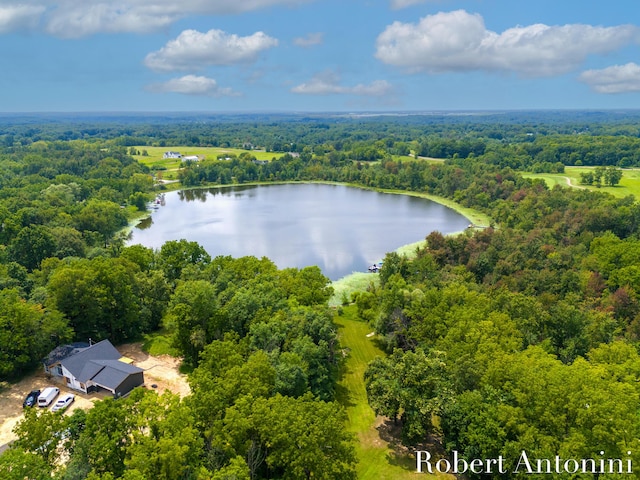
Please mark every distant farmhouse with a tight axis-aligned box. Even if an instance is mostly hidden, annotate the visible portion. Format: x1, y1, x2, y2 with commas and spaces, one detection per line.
43, 340, 144, 398
163, 151, 182, 159
182, 155, 201, 162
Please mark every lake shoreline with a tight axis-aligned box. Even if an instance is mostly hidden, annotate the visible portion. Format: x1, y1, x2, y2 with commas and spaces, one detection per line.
132, 179, 491, 228
122, 180, 492, 297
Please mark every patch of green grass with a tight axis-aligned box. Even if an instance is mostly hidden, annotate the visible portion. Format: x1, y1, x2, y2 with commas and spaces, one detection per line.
521, 173, 570, 189
140, 329, 193, 375
178, 363, 195, 375
335, 305, 450, 479
524, 166, 640, 199
391, 155, 417, 163
330, 273, 379, 307
133, 146, 286, 182
413, 155, 446, 163
395, 240, 427, 258
141, 329, 180, 357
134, 146, 278, 165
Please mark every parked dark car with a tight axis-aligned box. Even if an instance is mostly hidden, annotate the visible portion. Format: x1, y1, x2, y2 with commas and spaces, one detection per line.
23, 390, 41, 408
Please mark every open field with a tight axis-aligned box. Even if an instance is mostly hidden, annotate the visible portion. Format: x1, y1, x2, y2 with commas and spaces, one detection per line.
133, 146, 280, 180
521, 173, 575, 189
523, 166, 640, 198
335, 306, 451, 479
414, 155, 446, 163
393, 155, 417, 162
133, 146, 276, 169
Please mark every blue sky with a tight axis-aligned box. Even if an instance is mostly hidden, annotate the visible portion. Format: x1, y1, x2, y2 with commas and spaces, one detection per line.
2, 0, 640, 112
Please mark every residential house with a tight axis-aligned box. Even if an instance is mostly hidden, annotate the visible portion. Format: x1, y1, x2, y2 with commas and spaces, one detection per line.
43, 340, 144, 398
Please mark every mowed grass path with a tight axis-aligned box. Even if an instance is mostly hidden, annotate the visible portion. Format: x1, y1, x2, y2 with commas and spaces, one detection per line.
335, 306, 450, 479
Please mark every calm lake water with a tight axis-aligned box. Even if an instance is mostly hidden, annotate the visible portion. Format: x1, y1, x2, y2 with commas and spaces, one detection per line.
128, 184, 470, 280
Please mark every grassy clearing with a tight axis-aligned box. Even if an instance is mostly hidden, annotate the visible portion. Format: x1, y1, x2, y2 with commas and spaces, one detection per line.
524, 166, 640, 198
330, 273, 379, 308
132, 146, 284, 181
521, 173, 571, 189
335, 306, 450, 479
141, 329, 180, 357
329, 241, 428, 308
392, 155, 417, 162
413, 155, 446, 163
335, 306, 411, 479
134, 146, 278, 164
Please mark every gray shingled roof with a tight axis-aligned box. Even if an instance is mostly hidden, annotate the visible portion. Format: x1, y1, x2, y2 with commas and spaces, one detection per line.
42, 342, 90, 366
90, 360, 143, 390
59, 340, 122, 380
76, 361, 107, 384
48, 340, 144, 391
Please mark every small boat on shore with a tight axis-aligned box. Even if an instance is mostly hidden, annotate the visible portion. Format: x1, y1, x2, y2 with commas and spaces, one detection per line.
367, 262, 383, 273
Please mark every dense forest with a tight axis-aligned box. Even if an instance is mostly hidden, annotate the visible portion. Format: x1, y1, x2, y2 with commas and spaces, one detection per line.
1, 112, 640, 479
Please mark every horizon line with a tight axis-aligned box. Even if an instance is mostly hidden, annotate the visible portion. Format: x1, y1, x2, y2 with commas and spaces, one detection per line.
1, 108, 640, 117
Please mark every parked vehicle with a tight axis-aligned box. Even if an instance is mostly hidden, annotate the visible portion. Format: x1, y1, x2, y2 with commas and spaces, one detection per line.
51, 393, 75, 412
23, 390, 41, 408
37, 387, 60, 407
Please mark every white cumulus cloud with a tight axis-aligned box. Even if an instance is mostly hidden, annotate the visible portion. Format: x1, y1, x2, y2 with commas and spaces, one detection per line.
44, 2, 178, 37
1, 0, 312, 37
144, 29, 279, 71
0, 4, 46, 33
292, 71, 393, 96
146, 75, 241, 97
293, 32, 323, 47
375, 10, 640, 77
579, 63, 640, 94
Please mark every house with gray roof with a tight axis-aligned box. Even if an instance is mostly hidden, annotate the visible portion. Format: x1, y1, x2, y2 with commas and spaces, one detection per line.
43, 340, 144, 398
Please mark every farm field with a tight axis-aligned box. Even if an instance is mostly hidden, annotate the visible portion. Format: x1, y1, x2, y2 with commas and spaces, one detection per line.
523, 166, 640, 198
132, 146, 282, 180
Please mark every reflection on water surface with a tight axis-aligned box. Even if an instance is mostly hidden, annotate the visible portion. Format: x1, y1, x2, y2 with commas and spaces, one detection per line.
128, 184, 470, 280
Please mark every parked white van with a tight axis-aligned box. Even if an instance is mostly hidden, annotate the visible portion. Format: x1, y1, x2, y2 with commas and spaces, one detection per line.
37, 387, 60, 407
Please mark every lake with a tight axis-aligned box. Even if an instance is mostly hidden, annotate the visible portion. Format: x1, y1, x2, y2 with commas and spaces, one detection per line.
128, 184, 470, 280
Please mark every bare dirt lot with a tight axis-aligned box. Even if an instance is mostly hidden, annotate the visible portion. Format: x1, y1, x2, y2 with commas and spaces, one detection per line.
0, 343, 189, 448
117, 342, 190, 398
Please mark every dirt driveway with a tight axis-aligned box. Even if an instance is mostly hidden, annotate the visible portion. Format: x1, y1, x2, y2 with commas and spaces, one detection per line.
117, 343, 190, 398
0, 343, 189, 448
